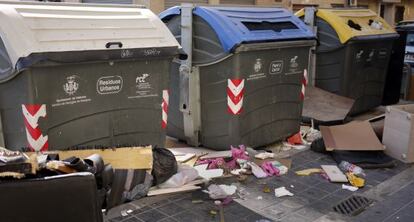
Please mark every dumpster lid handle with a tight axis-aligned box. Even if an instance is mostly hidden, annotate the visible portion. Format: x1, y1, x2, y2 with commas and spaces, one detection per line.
105, 42, 123, 49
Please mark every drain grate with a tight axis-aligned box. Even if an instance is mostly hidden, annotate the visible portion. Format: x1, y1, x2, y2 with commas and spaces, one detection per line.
333, 195, 373, 216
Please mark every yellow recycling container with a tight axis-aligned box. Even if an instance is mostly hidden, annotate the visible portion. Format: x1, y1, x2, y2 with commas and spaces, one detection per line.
296, 8, 398, 115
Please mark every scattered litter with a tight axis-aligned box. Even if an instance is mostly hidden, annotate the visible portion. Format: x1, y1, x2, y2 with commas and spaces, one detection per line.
321, 165, 348, 183
342, 184, 358, 192
120, 210, 129, 217
283, 142, 308, 150
221, 196, 233, 205
194, 164, 224, 180
120, 209, 133, 217
274, 187, 294, 197
290, 185, 294, 188
237, 159, 249, 169
158, 164, 199, 188
295, 168, 323, 176
192, 199, 204, 204
248, 162, 267, 178
304, 126, 322, 143
287, 132, 303, 145
271, 161, 288, 175
174, 153, 196, 163
255, 152, 275, 160
209, 210, 218, 216
346, 173, 365, 188
200, 151, 232, 160
261, 161, 280, 176
263, 186, 271, 193
339, 161, 366, 177
230, 168, 247, 176
147, 185, 201, 196
205, 184, 237, 199
260, 161, 288, 176
257, 196, 263, 200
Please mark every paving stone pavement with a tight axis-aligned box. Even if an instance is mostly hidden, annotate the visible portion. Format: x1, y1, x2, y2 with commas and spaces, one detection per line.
105, 150, 411, 222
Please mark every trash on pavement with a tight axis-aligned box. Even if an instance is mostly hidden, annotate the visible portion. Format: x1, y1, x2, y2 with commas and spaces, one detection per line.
262, 186, 271, 193
321, 165, 348, 182
295, 168, 323, 176
287, 132, 303, 145
194, 164, 224, 180
158, 164, 199, 188
205, 184, 237, 200
346, 173, 365, 188
339, 161, 366, 177
261, 161, 288, 176
342, 184, 359, 192
0, 147, 35, 178
255, 152, 275, 160
200, 151, 232, 160
152, 147, 178, 185
230, 168, 247, 176
248, 162, 268, 178
274, 187, 294, 197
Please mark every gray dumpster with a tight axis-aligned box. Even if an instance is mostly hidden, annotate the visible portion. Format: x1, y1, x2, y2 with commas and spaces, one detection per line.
160, 6, 316, 150
0, 2, 181, 151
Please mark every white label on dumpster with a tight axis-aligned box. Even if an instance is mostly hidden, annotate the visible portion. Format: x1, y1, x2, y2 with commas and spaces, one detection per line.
248, 58, 266, 81
286, 56, 301, 75
96, 76, 123, 95
63, 75, 79, 95
128, 73, 158, 99
269, 61, 283, 74
52, 75, 92, 107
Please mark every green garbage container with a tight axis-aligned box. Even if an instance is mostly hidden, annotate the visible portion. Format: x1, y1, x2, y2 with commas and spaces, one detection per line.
0, 2, 182, 151
297, 8, 399, 115
160, 6, 316, 150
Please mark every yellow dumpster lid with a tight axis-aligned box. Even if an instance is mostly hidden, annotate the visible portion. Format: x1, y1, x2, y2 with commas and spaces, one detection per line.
295, 8, 396, 44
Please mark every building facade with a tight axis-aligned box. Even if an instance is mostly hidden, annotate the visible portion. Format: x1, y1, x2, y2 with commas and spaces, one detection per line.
34, 0, 414, 25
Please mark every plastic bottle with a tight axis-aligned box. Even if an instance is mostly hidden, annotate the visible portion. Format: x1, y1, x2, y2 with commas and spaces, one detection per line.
339, 161, 366, 177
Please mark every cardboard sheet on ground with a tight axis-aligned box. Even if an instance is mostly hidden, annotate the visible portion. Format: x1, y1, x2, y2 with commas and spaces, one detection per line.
254, 158, 292, 169
33, 146, 153, 169
303, 86, 354, 122
320, 121, 385, 151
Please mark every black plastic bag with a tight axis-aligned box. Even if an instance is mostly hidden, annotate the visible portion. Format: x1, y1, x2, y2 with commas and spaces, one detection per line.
151, 147, 177, 185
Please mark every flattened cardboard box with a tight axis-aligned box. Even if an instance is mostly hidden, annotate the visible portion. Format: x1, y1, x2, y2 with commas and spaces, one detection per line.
320, 121, 385, 151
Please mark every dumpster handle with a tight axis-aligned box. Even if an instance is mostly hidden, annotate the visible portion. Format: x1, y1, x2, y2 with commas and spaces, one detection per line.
105, 42, 123, 49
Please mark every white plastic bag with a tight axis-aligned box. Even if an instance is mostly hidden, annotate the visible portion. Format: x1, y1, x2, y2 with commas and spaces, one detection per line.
158, 164, 199, 188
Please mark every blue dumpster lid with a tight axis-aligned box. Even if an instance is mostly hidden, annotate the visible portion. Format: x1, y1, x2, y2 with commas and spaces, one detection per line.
160, 6, 315, 52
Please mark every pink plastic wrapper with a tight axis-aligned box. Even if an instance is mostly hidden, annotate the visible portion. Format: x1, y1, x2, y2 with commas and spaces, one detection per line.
261, 161, 280, 176
195, 145, 250, 170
